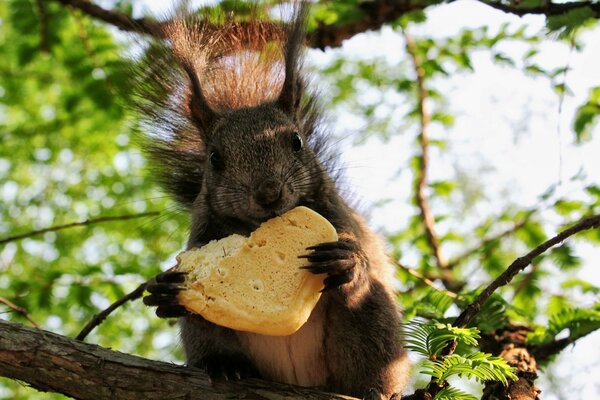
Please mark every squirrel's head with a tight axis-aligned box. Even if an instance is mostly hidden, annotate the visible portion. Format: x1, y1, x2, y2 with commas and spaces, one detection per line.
137, 4, 337, 227
175, 4, 326, 226
200, 104, 322, 226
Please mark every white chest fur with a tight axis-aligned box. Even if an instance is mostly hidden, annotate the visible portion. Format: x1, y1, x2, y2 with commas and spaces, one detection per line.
237, 304, 327, 386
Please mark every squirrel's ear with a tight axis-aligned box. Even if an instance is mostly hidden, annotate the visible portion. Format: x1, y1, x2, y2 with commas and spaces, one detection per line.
181, 62, 217, 135
276, 3, 308, 115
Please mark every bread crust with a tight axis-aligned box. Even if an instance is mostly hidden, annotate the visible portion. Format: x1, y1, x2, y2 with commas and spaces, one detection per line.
177, 206, 338, 336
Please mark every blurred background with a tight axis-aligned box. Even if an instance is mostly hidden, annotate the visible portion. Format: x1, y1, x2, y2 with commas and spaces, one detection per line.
0, 0, 599, 398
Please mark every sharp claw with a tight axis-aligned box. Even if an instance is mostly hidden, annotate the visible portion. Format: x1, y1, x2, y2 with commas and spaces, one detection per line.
156, 271, 187, 283
306, 240, 356, 251
143, 293, 180, 307
147, 282, 184, 294
155, 305, 188, 318
298, 250, 353, 262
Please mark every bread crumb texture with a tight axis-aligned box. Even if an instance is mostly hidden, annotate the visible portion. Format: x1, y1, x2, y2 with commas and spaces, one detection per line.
177, 206, 338, 336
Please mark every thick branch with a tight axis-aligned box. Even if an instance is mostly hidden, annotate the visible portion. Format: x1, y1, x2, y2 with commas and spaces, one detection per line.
0, 320, 354, 400
480, 326, 540, 400
51, 0, 600, 50
53, 0, 163, 36
454, 214, 600, 328
0, 211, 159, 245
309, 0, 427, 49
480, 0, 600, 17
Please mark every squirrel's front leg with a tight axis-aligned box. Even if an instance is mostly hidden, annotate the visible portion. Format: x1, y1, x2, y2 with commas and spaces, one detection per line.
143, 270, 260, 380
300, 236, 364, 292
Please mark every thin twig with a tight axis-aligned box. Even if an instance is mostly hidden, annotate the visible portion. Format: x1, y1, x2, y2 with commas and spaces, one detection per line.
0, 212, 160, 246
454, 214, 600, 328
35, 0, 50, 53
447, 217, 531, 269
403, 30, 459, 293
76, 281, 148, 341
74, 12, 115, 93
530, 329, 595, 364
391, 258, 460, 299
0, 296, 41, 329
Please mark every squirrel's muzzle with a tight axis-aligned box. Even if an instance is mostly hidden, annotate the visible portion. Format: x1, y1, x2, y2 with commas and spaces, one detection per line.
254, 178, 284, 208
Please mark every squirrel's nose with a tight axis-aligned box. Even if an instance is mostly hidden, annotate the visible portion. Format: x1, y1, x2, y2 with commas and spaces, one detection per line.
254, 178, 283, 207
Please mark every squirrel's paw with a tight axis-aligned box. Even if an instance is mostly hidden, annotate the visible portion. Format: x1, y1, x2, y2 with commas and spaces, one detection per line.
143, 270, 189, 318
300, 239, 357, 291
201, 353, 261, 381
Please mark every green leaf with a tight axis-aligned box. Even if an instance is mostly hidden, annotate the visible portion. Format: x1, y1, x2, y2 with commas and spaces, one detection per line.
433, 387, 478, 400
422, 352, 517, 385
403, 319, 480, 358
573, 87, 600, 143
402, 290, 455, 320
549, 244, 581, 270
546, 7, 596, 37
431, 180, 457, 199
527, 306, 600, 345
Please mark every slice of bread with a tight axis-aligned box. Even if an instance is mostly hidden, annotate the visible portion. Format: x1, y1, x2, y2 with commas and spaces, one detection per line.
176, 206, 338, 336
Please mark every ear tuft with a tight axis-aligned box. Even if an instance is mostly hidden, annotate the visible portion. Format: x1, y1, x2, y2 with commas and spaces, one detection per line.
181, 61, 218, 134
277, 2, 309, 115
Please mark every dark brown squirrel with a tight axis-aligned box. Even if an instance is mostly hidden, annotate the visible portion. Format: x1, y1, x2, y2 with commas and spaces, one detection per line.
139, 5, 410, 399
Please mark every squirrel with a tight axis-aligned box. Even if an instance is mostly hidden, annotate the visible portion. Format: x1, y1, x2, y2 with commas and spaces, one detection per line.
139, 4, 410, 400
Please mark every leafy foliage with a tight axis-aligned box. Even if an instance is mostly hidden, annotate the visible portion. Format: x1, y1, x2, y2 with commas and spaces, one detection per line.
0, 0, 599, 399
527, 306, 600, 346
433, 387, 478, 400
404, 319, 480, 358
422, 352, 517, 386
401, 289, 455, 320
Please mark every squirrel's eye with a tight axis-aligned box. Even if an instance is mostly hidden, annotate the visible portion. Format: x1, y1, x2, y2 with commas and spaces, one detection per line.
209, 151, 224, 170
292, 133, 303, 153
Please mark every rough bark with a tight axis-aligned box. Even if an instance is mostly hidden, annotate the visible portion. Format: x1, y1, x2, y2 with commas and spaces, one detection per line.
480, 327, 541, 400
0, 319, 354, 400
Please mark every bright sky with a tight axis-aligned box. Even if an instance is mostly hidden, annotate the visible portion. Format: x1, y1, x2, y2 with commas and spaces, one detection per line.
137, 1, 600, 397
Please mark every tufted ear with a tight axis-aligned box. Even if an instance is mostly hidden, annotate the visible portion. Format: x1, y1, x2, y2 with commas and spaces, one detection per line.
181, 61, 218, 136
276, 3, 309, 116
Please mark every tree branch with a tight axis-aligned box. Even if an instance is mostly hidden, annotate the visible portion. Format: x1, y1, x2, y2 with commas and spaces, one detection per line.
75, 281, 148, 341
480, 326, 540, 400
479, 0, 600, 17
454, 213, 600, 328
403, 30, 461, 293
35, 0, 50, 53
447, 216, 531, 269
52, 0, 164, 36
309, 0, 427, 49
0, 320, 354, 400
0, 297, 41, 329
50, 0, 600, 51
0, 211, 160, 245
530, 329, 596, 364
391, 258, 460, 299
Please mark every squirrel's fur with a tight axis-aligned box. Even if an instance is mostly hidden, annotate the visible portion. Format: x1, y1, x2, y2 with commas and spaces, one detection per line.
137, 4, 410, 399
